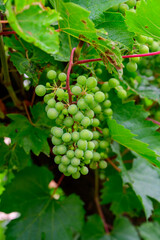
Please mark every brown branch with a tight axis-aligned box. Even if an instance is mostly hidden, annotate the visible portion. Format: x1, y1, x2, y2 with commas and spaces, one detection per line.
106, 158, 121, 172
51, 174, 65, 198
23, 101, 36, 126
0, 31, 16, 36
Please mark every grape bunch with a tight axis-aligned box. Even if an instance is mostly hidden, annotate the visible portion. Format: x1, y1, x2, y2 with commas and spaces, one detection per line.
35, 69, 127, 179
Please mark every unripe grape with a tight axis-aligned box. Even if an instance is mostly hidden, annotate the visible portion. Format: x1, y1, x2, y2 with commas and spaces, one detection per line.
44, 93, 54, 103
117, 89, 127, 99
119, 3, 129, 14
93, 105, 102, 114
58, 72, 67, 81
57, 145, 67, 155
67, 150, 75, 159
75, 149, 84, 158
136, 35, 147, 44
96, 68, 102, 75
109, 5, 119, 12
84, 150, 93, 159
126, 0, 136, 8
85, 110, 94, 119
55, 102, 64, 112
56, 89, 65, 98
84, 94, 94, 104
68, 104, 78, 115
35, 85, 46, 97
51, 127, 63, 137
86, 77, 97, 89
71, 157, 80, 166
61, 155, 70, 165
101, 82, 110, 93
99, 161, 108, 169
77, 139, 87, 151
52, 146, 58, 155
73, 111, 84, 122
59, 114, 64, 120
92, 118, 100, 127
47, 70, 57, 79
90, 162, 98, 169
62, 133, 72, 143
80, 129, 93, 141
94, 91, 105, 102
103, 100, 111, 108
81, 117, 91, 127
131, 57, 140, 63
63, 117, 74, 127
139, 44, 149, 54
58, 163, 67, 173
87, 141, 95, 150
126, 62, 137, 72
72, 171, 81, 179
84, 159, 91, 164
102, 128, 109, 137
77, 75, 87, 85
54, 155, 62, 164
92, 152, 101, 161
72, 132, 80, 142
67, 165, 77, 174
47, 98, 56, 107
92, 140, 99, 149
47, 108, 59, 119
108, 78, 119, 88
71, 86, 82, 95
62, 108, 68, 115
150, 41, 159, 51
104, 108, 113, 116
92, 86, 99, 93
80, 166, 89, 175
51, 136, 62, 145
77, 99, 88, 110
93, 131, 100, 140
99, 140, 109, 149
147, 37, 153, 45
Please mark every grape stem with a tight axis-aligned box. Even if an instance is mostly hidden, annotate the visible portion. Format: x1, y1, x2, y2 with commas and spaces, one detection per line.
146, 117, 160, 126
66, 47, 76, 104
51, 174, 65, 198
73, 51, 160, 65
106, 158, 121, 172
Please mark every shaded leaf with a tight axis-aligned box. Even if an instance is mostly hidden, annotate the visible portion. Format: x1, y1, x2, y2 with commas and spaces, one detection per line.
136, 85, 160, 104
0, 166, 85, 240
15, 0, 45, 13
138, 222, 160, 240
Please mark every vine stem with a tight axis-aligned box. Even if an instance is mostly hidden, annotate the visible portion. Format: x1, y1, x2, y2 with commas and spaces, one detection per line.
95, 169, 109, 234
74, 51, 160, 65
51, 174, 65, 198
146, 117, 160, 126
66, 47, 76, 104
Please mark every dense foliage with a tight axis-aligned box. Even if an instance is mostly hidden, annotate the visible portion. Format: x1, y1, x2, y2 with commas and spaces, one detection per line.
1, 0, 160, 239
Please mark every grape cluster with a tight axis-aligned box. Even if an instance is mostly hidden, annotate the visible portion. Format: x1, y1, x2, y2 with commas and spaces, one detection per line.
35, 70, 127, 179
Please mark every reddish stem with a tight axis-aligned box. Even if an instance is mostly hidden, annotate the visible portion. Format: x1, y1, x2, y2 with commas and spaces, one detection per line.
51, 174, 65, 198
146, 117, 160, 126
0, 31, 16, 36
66, 47, 76, 104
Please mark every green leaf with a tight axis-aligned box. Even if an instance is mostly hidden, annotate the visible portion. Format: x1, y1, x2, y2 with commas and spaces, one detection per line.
82, 215, 140, 240
94, 12, 134, 49
108, 95, 160, 166
15, 0, 45, 13
136, 85, 160, 104
0, 140, 31, 171
101, 174, 142, 216
126, 0, 160, 40
138, 222, 160, 240
0, 166, 85, 240
63, 0, 127, 20
53, 0, 123, 73
0, 0, 5, 12
6, 1, 60, 54
127, 158, 160, 218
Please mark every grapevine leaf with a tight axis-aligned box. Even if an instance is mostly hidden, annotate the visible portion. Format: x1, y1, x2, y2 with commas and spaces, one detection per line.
53, 0, 123, 73
101, 174, 142, 216
15, 0, 45, 13
108, 95, 160, 166
63, 0, 127, 20
0, 139, 31, 172
138, 222, 160, 240
82, 215, 140, 240
127, 158, 160, 218
126, 0, 160, 40
0, 166, 85, 240
0, 0, 5, 12
136, 85, 160, 104
94, 12, 134, 49
6, 1, 60, 54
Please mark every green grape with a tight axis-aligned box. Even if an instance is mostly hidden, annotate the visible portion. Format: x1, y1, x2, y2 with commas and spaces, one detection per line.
67, 165, 77, 174
109, 5, 119, 11
99, 140, 109, 149
58, 72, 67, 81
72, 171, 81, 179
116, 86, 123, 91
84, 94, 94, 104
51, 136, 62, 145
92, 118, 100, 127
108, 78, 119, 88
80, 129, 93, 141
93, 131, 100, 140
56, 89, 65, 99
81, 117, 91, 127
92, 86, 99, 93
61, 155, 70, 165
126, 0, 136, 8
43, 93, 54, 103
77, 139, 87, 151
80, 166, 89, 175
58, 163, 67, 173
47, 70, 57, 79
126, 62, 137, 72
93, 105, 102, 114
54, 155, 62, 164
136, 34, 147, 44
85, 110, 94, 119
47, 98, 56, 107
147, 37, 153, 45
89, 162, 97, 169
45, 105, 50, 112
62, 133, 72, 143
100, 152, 108, 159
35, 85, 46, 97
84, 159, 91, 164
150, 41, 159, 51
92, 152, 101, 161
96, 68, 102, 75
99, 161, 108, 169
101, 82, 110, 93
86, 77, 97, 89
94, 91, 105, 103
75, 149, 84, 158
59, 114, 64, 120
103, 100, 111, 108
139, 44, 149, 54
68, 104, 78, 115
73, 111, 84, 122
98, 113, 105, 121
67, 150, 75, 158
62, 108, 68, 115
52, 146, 58, 155
103, 128, 109, 137
57, 145, 67, 155
119, 3, 129, 14
71, 157, 80, 166
71, 86, 82, 95
47, 108, 59, 119
104, 108, 113, 116
72, 132, 80, 142
92, 140, 99, 149
131, 57, 140, 63
55, 102, 64, 112
77, 75, 87, 85
84, 150, 93, 159
87, 141, 95, 150
117, 89, 127, 99
63, 117, 74, 127
51, 127, 63, 137
77, 99, 88, 110
55, 118, 63, 125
